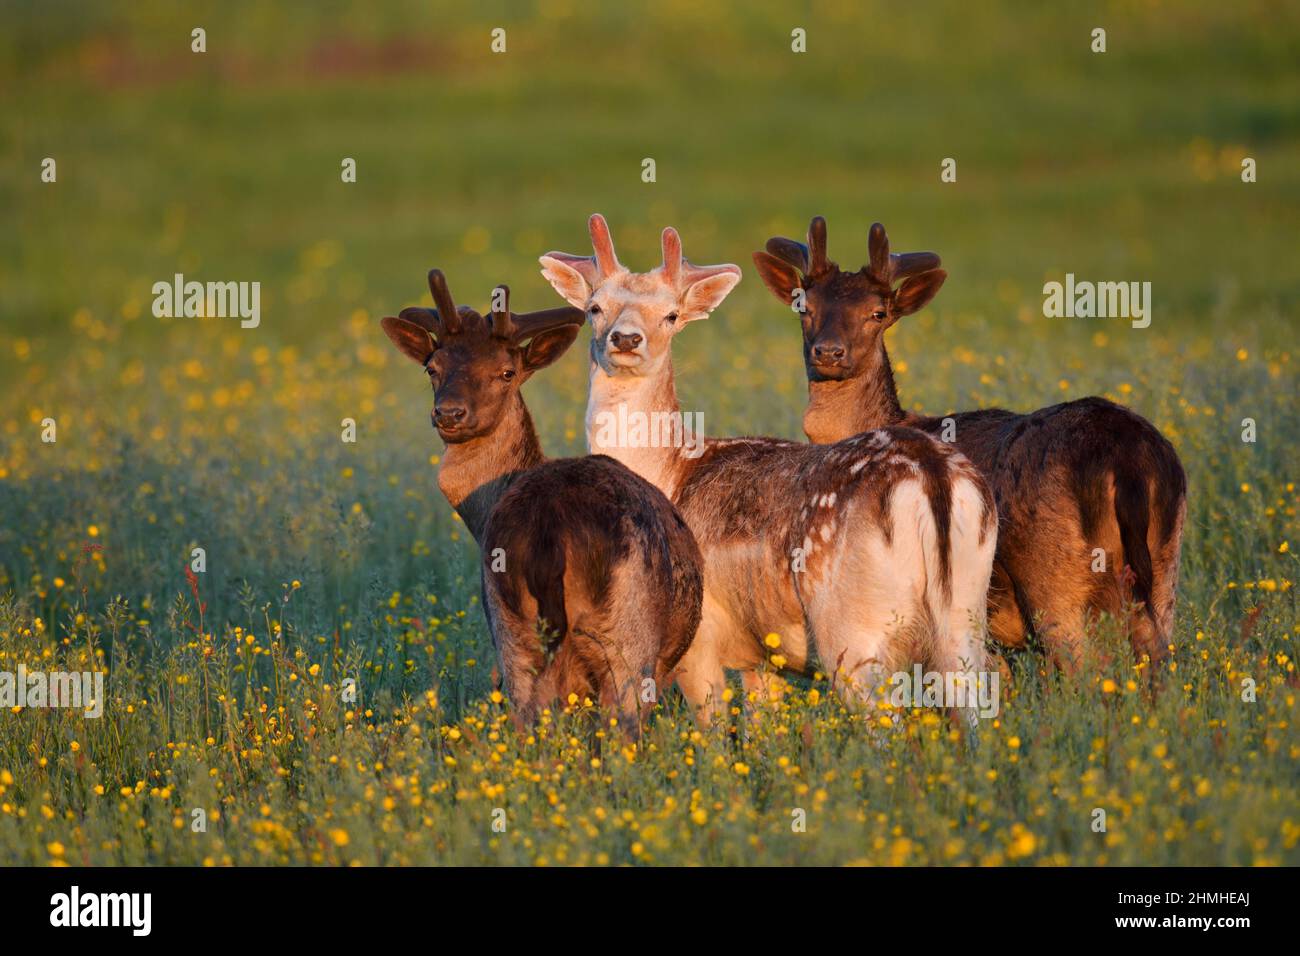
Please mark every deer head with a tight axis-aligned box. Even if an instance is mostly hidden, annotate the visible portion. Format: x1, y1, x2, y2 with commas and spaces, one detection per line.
380, 269, 585, 442
752, 217, 947, 382
538, 214, 742, 380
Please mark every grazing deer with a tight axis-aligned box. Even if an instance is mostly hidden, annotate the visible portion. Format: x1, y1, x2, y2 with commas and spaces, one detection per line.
539, 216, 997, 729
380, 269, 704, 733
752, 217, 1187, 672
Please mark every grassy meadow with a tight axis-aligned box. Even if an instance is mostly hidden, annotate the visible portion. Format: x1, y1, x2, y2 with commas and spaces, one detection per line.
0, 1, 1297, 865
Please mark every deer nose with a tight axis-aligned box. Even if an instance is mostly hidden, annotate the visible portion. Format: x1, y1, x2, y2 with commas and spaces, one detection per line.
609, 330, 642, 351
813, 342, 846, 361
434, 404, 467, 426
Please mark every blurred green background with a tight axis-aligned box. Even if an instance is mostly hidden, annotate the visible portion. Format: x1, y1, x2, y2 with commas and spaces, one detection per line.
4, 0, 1297, 347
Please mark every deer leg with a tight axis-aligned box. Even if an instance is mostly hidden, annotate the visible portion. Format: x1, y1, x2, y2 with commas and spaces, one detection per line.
986, 564, 1028, 649
567, 612, 650, 740
483, 600, 546, 730
1130, 496, 1186, 671
671, 593, 733, 727
594, 656, 642, 739
674, 644, 727, 727
740, 669, 788, 706
1029, 593, 1090, 674
1121, 571, 1161, 668
941, 487, 997, 738
1002, 529, 1095, 674
931, 608, 993, 750
501, 651, 543, 732
814, 620, 898, 716
588, 566, 679, 736
737, 669, 788, 741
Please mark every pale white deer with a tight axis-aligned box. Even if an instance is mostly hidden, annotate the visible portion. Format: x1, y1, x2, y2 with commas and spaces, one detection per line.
540, 216, 999, 731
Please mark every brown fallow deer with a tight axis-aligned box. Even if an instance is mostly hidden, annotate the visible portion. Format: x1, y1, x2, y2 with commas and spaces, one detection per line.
539, 216, 998, 731
380, 269, 703, 734
751, 217, 1187, 673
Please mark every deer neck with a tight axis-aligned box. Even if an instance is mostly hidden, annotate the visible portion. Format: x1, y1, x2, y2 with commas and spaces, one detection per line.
803, 338, 905, 443
586, 358, 694, 500
437, 395, 544, 543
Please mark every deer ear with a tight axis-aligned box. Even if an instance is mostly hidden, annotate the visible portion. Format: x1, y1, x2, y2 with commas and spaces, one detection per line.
893, 269, 948, 317
680, 267, 742, 322
381, 316, 436, 365
538, 256, 593, 310
765, 237, 810, 273
520, 324, 580, 376
751, 251, 803, 307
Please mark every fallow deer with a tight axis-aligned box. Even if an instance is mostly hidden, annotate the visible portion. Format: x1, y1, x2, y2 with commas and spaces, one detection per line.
752, 217, 1187, 672
539, 216, 998, 730
380, 269, 704, 733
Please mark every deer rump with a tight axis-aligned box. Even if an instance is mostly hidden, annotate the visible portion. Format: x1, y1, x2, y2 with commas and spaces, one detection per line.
480, 455, 703, 726
909, 396, 1187, 660
675, 425, 997, 690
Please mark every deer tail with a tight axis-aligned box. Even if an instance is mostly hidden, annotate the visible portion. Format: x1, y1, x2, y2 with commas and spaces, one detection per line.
1112, 465, 1156, 622
913, 476, 953, 659
521, 526, 569, 655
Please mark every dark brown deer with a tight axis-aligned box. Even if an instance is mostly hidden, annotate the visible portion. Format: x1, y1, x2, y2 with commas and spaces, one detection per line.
540, 216, 998, 730
752, 217, 1187, 672
380, 269, 703, 733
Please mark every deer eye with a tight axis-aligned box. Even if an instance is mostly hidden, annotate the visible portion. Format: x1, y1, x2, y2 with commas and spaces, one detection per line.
501, 368, 516, 382
870, 310, 887, 321
588, 304, 602, 316
665, 312, 678, 324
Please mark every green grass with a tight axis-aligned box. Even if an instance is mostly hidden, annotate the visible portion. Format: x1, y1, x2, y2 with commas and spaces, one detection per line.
0, 0, 1296, 865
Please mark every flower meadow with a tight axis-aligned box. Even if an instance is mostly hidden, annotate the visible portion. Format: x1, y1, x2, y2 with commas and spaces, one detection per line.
1, 1, 1297, 865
